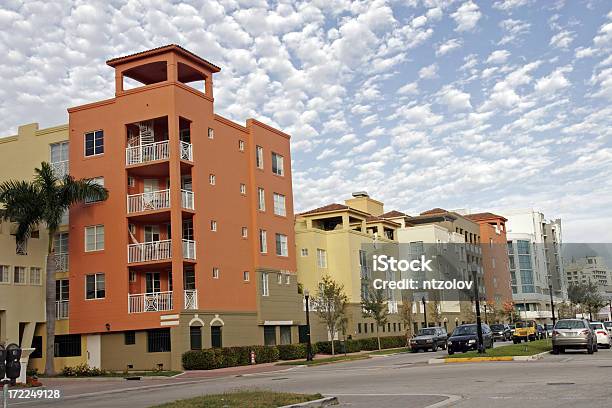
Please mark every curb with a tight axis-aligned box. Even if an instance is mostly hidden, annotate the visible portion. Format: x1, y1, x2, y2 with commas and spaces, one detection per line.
428, 350, 550, 364
278, 396, 338, 408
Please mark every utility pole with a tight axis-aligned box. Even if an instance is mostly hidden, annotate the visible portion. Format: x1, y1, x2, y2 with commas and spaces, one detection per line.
473, 270, 485, 354
548, 277, 556, 327
422, 296, 427, 328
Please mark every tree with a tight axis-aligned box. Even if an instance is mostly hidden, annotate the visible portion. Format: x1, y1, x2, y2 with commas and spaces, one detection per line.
556, 301, 573, 319
361, 284, 389, 351
485, 300, 497, 324
0, 162, 108, 375
311, 275, 348, 356
584, 282, 606, 320
502, 301, 519, 323
568, 283, 587, 314
399, 291, 416, 344
429, 298, 442, 326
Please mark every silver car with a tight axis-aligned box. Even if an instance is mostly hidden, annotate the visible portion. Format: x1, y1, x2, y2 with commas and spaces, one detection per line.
552, 319, 596, 354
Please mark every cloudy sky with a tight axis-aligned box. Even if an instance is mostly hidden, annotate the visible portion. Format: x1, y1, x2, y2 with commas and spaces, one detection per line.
0, 0, 610, 242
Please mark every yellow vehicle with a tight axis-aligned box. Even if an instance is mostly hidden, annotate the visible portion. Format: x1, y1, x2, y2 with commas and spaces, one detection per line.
513, 320, 537, 343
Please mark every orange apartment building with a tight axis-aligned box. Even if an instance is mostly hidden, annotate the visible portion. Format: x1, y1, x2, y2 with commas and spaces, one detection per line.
65, 45, 303, 370
465, 213, 513, 307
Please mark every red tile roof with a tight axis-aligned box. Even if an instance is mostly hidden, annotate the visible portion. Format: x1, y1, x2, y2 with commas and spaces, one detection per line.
380, 210, 407, 218
420, 208, 448, 215
299, 203, 349, 216
465, 212, 507, 222
106, 44, 221, 72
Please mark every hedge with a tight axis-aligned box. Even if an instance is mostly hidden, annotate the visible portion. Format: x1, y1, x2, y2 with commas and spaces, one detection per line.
182, 345, 279, 370
316, 335, 406, 354
277, 343, 319, 360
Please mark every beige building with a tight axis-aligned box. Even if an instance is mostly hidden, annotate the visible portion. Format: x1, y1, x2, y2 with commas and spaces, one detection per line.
565, 256, 611, 287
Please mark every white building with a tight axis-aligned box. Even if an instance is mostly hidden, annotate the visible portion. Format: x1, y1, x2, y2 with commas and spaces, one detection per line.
565, 256, 611, 287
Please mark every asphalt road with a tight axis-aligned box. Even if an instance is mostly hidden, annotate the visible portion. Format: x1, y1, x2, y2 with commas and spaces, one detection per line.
12, 341, 612, 408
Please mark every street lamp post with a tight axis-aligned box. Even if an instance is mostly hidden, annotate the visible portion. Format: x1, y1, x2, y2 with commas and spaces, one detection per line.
472, 270, 485, 354
304, 289, 313, 361
548, 281, 556, 327
422, 296, 427, 328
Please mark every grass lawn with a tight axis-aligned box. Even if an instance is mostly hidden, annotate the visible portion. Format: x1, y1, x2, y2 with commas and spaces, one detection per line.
277, 354, 370, 366
369, 347, 411, 356
446, 339, 552, 358
151, 390, 323, 408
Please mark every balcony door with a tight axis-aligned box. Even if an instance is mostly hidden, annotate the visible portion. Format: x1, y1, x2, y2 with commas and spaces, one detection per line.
145, 272, 161, 294
181, 175, 192, 191
143, 179, 158, 209
144, 225, 160, 242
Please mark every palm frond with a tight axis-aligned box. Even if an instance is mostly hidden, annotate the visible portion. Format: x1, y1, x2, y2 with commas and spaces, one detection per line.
61, 176, 109, 206
0, 179, 44, 242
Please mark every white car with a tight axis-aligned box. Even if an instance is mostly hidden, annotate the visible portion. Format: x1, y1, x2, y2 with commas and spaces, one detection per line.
589, 322, 611, 349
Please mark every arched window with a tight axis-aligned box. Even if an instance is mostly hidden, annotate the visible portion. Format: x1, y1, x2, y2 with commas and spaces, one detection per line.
190, 325, 202, 350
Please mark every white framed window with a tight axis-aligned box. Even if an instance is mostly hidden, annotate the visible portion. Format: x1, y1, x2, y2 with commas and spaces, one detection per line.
84, 130, 104, 156
212, 267, 219, 279
85, 225, 104, 251
256, 146, 264, 169
128, 223, 136, 235
209, 174, 216, 185
129, 270, 136, 283
241, 227, 248, 238
301, 248, 308, 257
0, 265, 9, 284
272, 153, 284, 176
276, 234, 288, 257
277, 272, 283, 285
317, 249, 328, 268
50, 141, 69, 163
285, 273, 290, 285
243, 271, 250, 282
257, 188, 265, 211
85, 177, 104, 203
239, 140, 245, 151
262, 272, 269, 296
14, 267, 26, 284
259, 229, 267, 253
211, 220, 217, 232
86, 273, 105, 299
29, 267, 41, 285
273, 193, 286, 216
127, 176, 135, 187
240, 183, 247, 195
208, 128, 214, 139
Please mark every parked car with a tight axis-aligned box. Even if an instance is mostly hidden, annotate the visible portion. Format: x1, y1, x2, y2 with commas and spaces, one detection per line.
513, 320, 538, 343
589, 322, 611, 349
604, 321, 612, 332
409, 327, 448, 352
552, 319, 597, 354
545, 323, 554, 338
490, 323, 512, 341
447, 324, 493, 355
536, 324, 547, 339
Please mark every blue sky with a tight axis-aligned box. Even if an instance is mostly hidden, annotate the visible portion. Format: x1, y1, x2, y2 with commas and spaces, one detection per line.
0, 0, 610, 242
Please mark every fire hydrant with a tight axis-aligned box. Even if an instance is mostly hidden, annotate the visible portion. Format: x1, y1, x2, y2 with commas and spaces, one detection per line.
250, 350, 256, 364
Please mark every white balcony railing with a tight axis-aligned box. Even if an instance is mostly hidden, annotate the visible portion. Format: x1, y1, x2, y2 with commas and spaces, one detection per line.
51, 161, 69, 178
127, 189, 171, 213
180, 141, 193, 161
182, 239, 196, 260
126, 141, 170, 165
184, 289, 198, 310
56, 300, 69, 320
128, 291, 173, 313
54, 253, 69, 272
387, 300, 399, 314
181, 189, 194, 210
128, 240, 172, 263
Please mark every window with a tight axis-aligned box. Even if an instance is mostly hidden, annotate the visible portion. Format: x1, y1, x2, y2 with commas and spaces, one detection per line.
285, 273, 290, 285
0, 265, 9, 283
50, 141, 69, 164
30, 267, 41, 285
54, 334, 81, 357
262, 272, 269, 296
264, 326, 276, 345
238, 140, 245, 151
128, 176, 135, 187
211, 326, 223, 348
272, 153, 284, 176
241, 227, 248, 238
86, 273, 105, 299
243, 271, 250, 282
358, 323, 362, 334
124, 331, 136, 345
276, 234, 288, 257
259, 229, 267, 253
280, 326, 291, 345
257, 188, 265, 211
54, 232, 69, 254
211, 220, 217, 231
240, 183, 247, 195
84, 130, 104, 156
301, 248, 308, 257
147, 328, 171, 352
56, 279, 69, 301
14, 267, 26, 284
212, 267, 219, 279
30, 336, 43, 358
208, 128, 214, 139
277, 272, 283, 285
190, 326, 202, 350
317, 249, 327, 268
85, 225, 104, 251
273, 193, 286, 216
256, 146, 264, 169
209, 174, 216, 185
85, 177, 104, 203
129, 270, 136, 283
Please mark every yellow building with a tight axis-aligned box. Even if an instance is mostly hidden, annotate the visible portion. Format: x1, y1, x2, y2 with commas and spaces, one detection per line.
0, 123, 86, 373
295, 192, 405, 341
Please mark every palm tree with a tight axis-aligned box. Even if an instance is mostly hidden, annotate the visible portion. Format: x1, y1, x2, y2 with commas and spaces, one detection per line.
0, 162, 108, 375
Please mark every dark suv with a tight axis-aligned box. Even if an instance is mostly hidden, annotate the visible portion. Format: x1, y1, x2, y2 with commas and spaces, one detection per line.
490, 323, 511, 341
447, 324, 493, 355
409, 327, 448, 352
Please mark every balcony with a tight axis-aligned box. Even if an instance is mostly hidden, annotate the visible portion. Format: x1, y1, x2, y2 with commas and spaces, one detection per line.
184, 289, 198, 310
56, 300, 69, 320
127, 190, 170, 214
387, 300, 399, 314
54, 253, 69, 272
128, 240, 172, 263
180, 141, 193, 161
182, 239, 196, 260
126, 141, 169, 165
51, 161, 69, 178
128, 291, 173, 313
181, 189, 194, 210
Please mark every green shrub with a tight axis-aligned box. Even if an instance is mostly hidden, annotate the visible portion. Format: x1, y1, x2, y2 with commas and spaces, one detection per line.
358, 337, 379, 351
277, 344, 307, 360
315, 340, 361, 354
182, 345, 279, 370
61, 364, 107, 377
